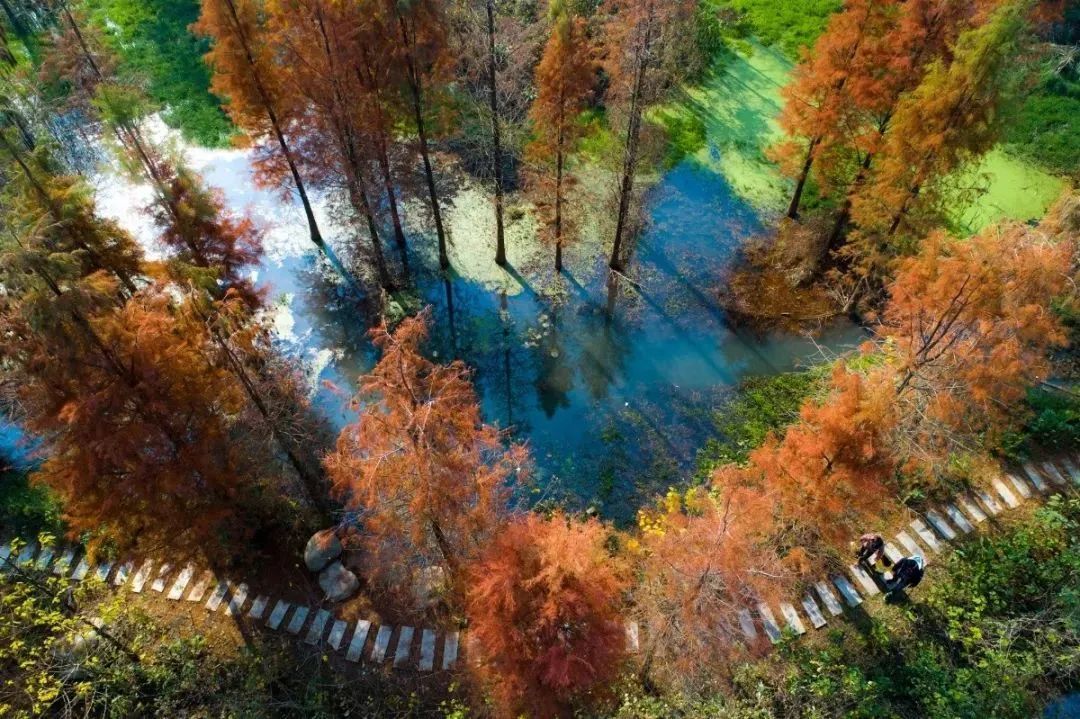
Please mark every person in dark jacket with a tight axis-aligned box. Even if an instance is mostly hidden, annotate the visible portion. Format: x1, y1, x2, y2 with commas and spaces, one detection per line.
884, 555, 925, 595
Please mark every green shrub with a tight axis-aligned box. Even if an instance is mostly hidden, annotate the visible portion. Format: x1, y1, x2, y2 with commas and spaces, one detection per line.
693, 369, 822, 479
83, 0, 234, 147
716, 0, 841, 59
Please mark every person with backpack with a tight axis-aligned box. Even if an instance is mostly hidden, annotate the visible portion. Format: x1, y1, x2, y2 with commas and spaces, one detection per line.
855, 533, 892, 571
884, 555, 925, 596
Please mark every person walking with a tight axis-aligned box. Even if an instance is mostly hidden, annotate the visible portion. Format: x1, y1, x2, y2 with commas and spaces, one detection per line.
884, 555, 925, 596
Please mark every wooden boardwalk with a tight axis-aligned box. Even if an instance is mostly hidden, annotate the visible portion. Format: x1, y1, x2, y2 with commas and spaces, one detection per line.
2, 454, 1076, 672
0, 543, 461, 675
691, 455, 1079, 646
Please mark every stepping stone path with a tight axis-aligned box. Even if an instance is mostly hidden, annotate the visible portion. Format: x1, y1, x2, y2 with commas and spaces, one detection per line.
706, 456, 1079, 651
2, 455, 1074, 676
394, 626, 415, 667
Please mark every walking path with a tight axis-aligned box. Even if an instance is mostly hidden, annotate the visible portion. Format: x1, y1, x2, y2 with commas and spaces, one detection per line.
2, 455, 1077, 672
0, 540, 459, 673
711, 455, 1080, 645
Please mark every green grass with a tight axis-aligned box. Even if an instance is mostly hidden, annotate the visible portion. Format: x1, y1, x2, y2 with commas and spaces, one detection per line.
651, 40, 794, 210
948, 147, 1066, 234
82, 0, 233, 147
716, 0, 842, 59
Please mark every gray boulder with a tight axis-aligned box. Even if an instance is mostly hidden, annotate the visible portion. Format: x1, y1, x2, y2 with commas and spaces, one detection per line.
303, 529, 342, 572
319, 561, 359, 602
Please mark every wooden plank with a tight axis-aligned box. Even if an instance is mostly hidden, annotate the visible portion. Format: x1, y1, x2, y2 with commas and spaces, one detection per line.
167, 564, 195, 600
814, 582, 843, 617
371, 625, 393, 662
926, 509, 957, 540
226, 583, 249, 616
17, 542, 38, 566
394, 626, 415, 668
247, 595, 269, 620
442, 632, 459, 669
991, 477, 1020, 509
945, 504, 974, 534
1023, 463, 1053, 491
756, 603, 782, 643
960, 495, 988, 523
419, 629, 436, 671
801, 595, 827, 629
346, 620, 372, 662
112, 561, 133, 587
738, 609, 758, 639
266, 600, 290, 630
186, 571, 213, 602
305, 609, 331, 645
896, 531, 923, 558
832, 575, 862, 607
150, 563, 172, 593
909, 519, 941, 554
52, 547, 77, 576
131, 560, 154, 593
205, 580, 230, 612
884, 542, 904, 565
1005, 473, 1032, 499
0, 540, 12, 566
1044, 461, 1072, 486
94, 561, 114, 582
779, 601, 806, 634
34, 546, 54, 570
328, 619, 348, 651
625, 621, 640, 652
1060, 457, 1080, 482
974, 489, 1003, 516
71, 557, 91, 581
286, 606, 310, 635
849, 564, 881, 595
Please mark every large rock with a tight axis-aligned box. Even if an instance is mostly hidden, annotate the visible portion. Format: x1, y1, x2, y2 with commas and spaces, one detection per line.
319, 561, 359, 602
413, 566, 446, 609
304, 529, 342, 572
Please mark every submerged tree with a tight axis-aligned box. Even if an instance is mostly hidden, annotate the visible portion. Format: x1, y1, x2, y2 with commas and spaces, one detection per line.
528, 0, 594, 273
465, 513, 628, 717
324, 312, 528, 604
194, 0, 330, 262
847, 0, 1033, 277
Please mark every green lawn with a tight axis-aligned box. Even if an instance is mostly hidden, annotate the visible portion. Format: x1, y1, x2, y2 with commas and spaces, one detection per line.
652, 39, 1067, 231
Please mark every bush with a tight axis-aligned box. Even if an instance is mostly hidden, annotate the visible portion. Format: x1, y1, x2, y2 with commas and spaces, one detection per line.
715, 0, 842, 59
693, 369, 822, 479
1001, 387, 1080, 459
83, 0, 234, 147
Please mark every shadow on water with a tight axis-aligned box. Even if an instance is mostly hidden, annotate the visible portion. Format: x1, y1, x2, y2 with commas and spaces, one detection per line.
221, 137, 865, 525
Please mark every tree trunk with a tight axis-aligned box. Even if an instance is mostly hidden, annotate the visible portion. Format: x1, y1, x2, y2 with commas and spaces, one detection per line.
786, 136, 820, 219
555, 123, 564, 273
398, 14, 449, 270
0, 0, 27, 37
374, 133, 410, 278
486, 0, 507, 266
610, 1, 653, 272
221, 0, 327, 255
443, 274, 457, 357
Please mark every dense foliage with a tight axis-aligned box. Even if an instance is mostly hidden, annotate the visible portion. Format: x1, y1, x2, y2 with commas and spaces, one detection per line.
612, 495, 1080, 718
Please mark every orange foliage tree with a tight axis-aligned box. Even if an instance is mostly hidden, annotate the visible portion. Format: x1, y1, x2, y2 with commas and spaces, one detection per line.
880, 214, 1073, 463
771, 0, 902, 219
849, 0, 1032, 261
749, 364, 897, 549
465, 513, 628, 717
633, 484, 791, 692
528, 0, 594, 272
324, 312, 528, 604
194, 0, 329, 258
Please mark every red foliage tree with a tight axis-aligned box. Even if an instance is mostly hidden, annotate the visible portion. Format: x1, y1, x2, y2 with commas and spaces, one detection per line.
324, 312, 528, 605
528, 0, 594, 272
465, 513, 628, 717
